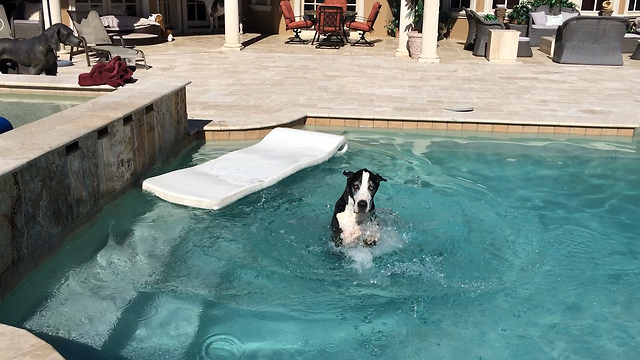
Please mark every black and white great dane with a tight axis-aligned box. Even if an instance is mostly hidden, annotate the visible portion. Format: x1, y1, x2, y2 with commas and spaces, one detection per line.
332, 169, 387, 248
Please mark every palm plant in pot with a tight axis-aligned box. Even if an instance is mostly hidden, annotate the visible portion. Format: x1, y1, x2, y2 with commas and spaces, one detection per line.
406, 0, 424, 58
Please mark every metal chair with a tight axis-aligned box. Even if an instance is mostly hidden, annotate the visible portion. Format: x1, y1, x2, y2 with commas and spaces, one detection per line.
344, 1, 381, 46
279, 0, 315, 44
69, 10, 148, 69
313, 5, 344, 49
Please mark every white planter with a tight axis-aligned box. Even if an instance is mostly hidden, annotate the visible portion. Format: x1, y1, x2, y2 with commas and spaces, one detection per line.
407, 31, 422, 59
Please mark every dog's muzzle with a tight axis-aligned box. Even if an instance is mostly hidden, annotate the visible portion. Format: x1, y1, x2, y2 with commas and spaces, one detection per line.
356, 200, 368, 213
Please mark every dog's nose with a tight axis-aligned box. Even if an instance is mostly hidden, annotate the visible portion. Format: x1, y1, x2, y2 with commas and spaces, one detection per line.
357, 200, 368, 210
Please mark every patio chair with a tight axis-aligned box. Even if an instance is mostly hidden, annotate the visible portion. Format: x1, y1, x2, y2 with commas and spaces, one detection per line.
279, 0, 315, 44
313, 5, 345, 48
10, 0, 44, 39
69, 10, 148, 69
470, 9, 505, 57
0, 5, 12, 39
552, 16, 628, 66
462, 7, 476, 50
344, 1, 381, 46
324, 0, 348, 11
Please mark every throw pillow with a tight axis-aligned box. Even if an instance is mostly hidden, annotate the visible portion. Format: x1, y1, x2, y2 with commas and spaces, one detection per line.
545, 14, 563, 26
530, 11, 546, 26
561, 11, 579, 22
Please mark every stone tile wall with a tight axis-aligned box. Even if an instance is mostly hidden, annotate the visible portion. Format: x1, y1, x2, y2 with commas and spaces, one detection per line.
0, 83, 189, 300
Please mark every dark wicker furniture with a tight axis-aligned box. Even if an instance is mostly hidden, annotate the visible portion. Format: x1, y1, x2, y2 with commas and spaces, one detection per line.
527, 5, 579, 46
552, 16, 629, 66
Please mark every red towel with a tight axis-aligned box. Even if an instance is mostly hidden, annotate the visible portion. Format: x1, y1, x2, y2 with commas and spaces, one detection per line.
78, 56, 135, 88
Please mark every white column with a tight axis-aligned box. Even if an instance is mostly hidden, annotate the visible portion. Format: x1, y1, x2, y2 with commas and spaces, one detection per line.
395, 0, 411, 56
418, 0, 439, 63
42, 0, 62, 28
222, 0, 243, 50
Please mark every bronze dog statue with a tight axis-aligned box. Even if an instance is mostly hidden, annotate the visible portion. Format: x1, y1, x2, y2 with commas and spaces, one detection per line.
0, 23, 82, 75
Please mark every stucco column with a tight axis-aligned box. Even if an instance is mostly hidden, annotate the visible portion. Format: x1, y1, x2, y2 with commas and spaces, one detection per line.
395, 0, 411, 56
418, 0, 439, 63
222, 0, 243, 50
42, 0, 62, 28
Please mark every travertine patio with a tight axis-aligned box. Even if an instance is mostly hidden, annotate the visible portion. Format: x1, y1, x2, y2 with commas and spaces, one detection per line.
55, 32, 640, 135
3, 31, 640, 360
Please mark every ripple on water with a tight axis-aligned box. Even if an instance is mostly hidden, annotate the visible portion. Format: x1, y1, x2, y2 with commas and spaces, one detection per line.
199, 333, 245, 360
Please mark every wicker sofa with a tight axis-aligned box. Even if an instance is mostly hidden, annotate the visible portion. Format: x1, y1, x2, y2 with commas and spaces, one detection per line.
527, 5, 579, 46
552, 16, 629, 66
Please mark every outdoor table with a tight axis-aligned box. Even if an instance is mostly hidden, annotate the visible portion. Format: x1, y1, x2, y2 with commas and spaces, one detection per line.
304, 9, 357, 23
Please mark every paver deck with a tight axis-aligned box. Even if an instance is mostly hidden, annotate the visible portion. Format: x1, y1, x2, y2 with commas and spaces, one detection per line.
3, 31, 640, 360
56, 33, 640, 131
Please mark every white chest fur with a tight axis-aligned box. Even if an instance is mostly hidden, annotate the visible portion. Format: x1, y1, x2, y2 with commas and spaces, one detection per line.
336, 198, 369, 246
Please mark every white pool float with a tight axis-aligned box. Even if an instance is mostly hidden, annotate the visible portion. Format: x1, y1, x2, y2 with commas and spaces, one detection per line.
142, 127, 348, 210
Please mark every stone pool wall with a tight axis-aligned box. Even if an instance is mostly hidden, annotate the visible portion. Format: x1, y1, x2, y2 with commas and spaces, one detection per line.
0, 76, 191, 300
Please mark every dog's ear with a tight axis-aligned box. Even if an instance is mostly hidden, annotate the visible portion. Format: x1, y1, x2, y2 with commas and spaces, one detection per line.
343, 170, 353, 178
374, 173, 387, 182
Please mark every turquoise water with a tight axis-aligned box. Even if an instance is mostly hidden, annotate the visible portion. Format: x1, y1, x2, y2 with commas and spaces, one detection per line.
1, 128, 640, 359
0, 92, 94, 128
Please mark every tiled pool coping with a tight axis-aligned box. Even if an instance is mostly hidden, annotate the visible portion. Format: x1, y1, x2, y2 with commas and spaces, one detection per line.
201, 117, 636, 141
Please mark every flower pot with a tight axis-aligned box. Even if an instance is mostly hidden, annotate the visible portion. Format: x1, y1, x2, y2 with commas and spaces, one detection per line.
407, 31, 422, 59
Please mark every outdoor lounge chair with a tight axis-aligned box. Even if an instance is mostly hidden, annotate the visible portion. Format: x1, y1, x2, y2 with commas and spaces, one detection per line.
0, 5, 12, 39
69, 10, 148, 69
279, 0, 315, 44
344, 1, 381, 46
10, 0, 44, 39
462, 7, 476, 51
312, 5, 345, 49
552, 16, 628, 66
469, 9, 504, 57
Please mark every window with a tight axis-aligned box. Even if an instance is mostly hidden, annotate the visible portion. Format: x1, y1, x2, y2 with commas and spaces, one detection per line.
630, 0, 640, 11
303, 0, 356, 12
581, 0, 603, 11
75, 0, 105, 15
492, 0, 520, 9
75, 0, 138, 16
110, 0, 137, 16
450, 0, 471, 9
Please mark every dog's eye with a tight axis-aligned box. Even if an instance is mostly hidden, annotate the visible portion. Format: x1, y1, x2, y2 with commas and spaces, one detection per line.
368, 184, 375, 191
353, 184, 360, 190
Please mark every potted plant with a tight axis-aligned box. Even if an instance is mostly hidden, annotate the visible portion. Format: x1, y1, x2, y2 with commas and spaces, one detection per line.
385, 18, 399, 37
407, 0, 424, 58
386, 0, 400, 37
506, 2, 530, 34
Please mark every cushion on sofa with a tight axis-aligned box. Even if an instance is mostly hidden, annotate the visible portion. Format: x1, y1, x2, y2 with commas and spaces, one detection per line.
545, 14, 563, 26
530, 11, 546, 25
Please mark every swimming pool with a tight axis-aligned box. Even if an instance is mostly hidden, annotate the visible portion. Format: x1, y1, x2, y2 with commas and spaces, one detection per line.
1, 127, 639, 359
0, 92, 95, 128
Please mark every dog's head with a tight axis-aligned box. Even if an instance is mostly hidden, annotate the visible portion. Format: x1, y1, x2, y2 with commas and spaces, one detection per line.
343, 169, 387, 214
46, 24, 83, 51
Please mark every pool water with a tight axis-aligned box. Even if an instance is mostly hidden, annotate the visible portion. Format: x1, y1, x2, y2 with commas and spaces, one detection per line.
0, 92, 95, 128
1, 128, 640, 360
